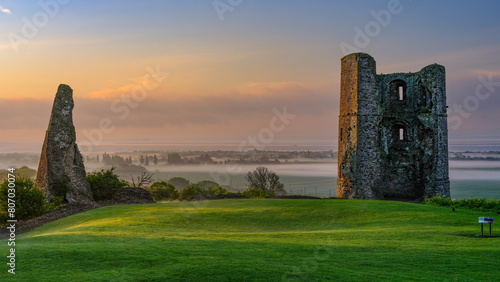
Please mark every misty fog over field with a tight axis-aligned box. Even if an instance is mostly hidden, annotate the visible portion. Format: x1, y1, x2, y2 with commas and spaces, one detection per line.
1, 143, 499, 199
79, 158, 500, 199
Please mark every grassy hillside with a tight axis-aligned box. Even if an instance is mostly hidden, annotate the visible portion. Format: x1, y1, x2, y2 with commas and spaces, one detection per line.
1, 199, 499, 281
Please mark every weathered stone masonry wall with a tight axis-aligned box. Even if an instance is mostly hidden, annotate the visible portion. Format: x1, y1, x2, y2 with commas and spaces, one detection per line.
337, 53, 450, 200
36, 84, 94, 203
337, 54, 359, 199
337, 53, 383, 199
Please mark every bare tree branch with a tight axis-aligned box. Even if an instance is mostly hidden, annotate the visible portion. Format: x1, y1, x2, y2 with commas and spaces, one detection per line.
130, 172, 154, 188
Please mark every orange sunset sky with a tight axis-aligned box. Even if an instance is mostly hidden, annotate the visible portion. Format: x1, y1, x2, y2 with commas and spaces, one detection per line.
1, 0, 500, 153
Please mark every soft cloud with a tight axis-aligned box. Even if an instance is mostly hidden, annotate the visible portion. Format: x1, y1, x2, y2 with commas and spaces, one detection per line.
237, 81, 309, 96
0, 5, 11, 14
78, 82, 337, 129
88, 76, 143, 99
2, 77, 499, 145
88, 74, 168, 99
88, 84, 137, 99
0, 98, 52, 129
0, 83, 338, 145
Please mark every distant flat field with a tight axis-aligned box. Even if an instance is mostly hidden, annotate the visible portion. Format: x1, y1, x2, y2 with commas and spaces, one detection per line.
451, 180, 500, 199
137, 162, 499, 199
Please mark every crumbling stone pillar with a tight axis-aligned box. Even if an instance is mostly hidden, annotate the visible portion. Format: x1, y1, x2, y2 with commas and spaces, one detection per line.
36, 84, 94, 203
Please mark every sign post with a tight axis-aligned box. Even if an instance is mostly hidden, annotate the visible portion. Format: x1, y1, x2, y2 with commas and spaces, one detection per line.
478, 217, 494, 236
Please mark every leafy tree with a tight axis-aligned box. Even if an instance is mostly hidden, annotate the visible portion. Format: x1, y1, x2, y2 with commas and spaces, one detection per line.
168, 177, 190, 190
100, 153, 131, 166
197, 153, 213, 164
168, 153, 182, 165
139, 155, 145, 166
179, 184, 203, 201
245, 166, 285, 195
144, 155, 150, 166
87, 168, 128, 201
102, 152, 112, 165
153, 155, 158, 166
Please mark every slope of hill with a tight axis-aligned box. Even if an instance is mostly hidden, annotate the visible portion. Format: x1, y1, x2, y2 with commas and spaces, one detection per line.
1, 199, 499, 281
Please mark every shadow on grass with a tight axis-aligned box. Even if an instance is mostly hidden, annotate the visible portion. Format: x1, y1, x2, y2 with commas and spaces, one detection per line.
454, 233, 500, 239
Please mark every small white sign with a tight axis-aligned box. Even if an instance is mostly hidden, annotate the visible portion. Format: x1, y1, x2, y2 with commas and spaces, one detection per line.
479, 217, 494, 223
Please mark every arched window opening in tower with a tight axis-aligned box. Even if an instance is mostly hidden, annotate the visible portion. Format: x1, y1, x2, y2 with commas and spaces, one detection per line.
393, 124, 406, 143
390, 80, 406, 103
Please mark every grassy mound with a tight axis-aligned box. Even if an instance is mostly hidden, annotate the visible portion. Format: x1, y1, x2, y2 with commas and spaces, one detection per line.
1, 199, 499, 281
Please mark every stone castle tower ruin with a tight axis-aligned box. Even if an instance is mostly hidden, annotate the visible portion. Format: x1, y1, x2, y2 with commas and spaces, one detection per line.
337, 53, 450, 200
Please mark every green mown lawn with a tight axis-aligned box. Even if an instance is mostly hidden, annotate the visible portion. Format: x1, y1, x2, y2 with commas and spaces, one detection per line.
1, 199, 499, 281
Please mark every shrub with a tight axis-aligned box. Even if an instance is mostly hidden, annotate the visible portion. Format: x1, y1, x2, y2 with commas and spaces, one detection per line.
424, 195, 454, 207
87, 168, 128, 201
46, 196, 65, 212
424, 195, 500, 212
196, 180, 220, 190
206, 185, 230, 196
242, 188, 275, 198
168, 177, 190, 190
179, 184, 204, 201
0, 177, 46, 221
195, 180, 230, 196
148, 181, 178, 201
